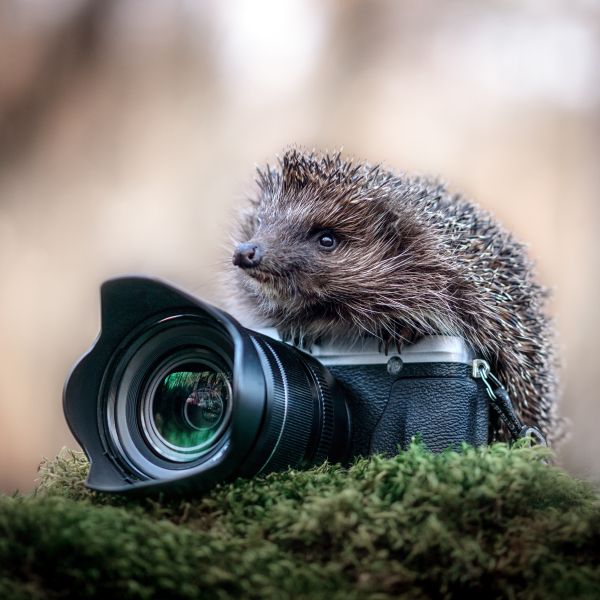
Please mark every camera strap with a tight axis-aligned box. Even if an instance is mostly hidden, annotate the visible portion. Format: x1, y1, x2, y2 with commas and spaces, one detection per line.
472, 359, 547, 446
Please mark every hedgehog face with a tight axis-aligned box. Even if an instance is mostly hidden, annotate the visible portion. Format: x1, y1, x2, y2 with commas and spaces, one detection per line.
232, 178, 399, 332
231, 148, 462, 344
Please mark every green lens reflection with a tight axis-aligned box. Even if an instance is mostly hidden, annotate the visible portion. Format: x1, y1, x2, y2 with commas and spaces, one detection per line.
152, 365, 230, 450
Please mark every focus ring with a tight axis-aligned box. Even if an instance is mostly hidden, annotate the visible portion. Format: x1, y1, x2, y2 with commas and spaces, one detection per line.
250, 337, 315, 474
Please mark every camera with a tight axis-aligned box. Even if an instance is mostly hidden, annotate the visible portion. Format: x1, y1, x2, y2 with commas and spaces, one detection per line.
64, 276, 489, 494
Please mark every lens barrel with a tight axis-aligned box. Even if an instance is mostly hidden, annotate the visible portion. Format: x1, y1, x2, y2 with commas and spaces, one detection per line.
63, 277, 350, 494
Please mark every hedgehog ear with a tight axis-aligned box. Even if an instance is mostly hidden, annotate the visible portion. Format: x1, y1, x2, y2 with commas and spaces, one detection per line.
365, 193, 410, 237
364, 187, 394, 214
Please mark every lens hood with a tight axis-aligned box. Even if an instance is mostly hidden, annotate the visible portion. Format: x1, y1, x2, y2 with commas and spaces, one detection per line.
64, 276, 271, 494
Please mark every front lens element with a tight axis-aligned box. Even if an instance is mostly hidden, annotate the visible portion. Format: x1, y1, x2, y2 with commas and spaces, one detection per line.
141, 357, 233, 463
152, 365, 230, 450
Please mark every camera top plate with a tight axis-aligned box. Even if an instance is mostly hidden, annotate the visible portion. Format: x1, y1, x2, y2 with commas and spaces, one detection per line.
255, 329, 475, 367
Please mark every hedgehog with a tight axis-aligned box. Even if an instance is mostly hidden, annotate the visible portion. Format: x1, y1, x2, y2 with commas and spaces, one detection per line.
229, 148, 562, 444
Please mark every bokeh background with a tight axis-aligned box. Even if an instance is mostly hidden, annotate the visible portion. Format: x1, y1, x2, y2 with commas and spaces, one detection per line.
1, 0, 598, 492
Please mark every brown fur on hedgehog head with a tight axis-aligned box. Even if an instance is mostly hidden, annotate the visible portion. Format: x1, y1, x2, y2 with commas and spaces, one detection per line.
230, 148, 472, 347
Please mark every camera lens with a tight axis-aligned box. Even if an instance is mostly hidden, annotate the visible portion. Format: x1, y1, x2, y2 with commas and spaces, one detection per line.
142, 361, 232, 462
102, 312, 238, 479
63, 277, 352, 493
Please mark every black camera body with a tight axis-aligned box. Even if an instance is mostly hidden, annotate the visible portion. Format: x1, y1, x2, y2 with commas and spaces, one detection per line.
64, 276, 489, 495
252, 331, 489, 457
311, 338, 489, 457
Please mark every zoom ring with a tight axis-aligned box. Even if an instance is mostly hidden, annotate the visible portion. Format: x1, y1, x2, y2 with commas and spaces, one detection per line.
303, 360, 336, 464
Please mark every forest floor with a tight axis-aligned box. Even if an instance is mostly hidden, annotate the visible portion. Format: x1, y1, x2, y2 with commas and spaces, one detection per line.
1, 441, 599, 599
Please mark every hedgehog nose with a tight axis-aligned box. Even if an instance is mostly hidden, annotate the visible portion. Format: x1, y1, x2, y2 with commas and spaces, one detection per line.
233, 242, 263, 269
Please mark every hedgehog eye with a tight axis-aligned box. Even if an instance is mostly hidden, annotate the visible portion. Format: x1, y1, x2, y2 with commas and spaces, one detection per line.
316, 231, 338, 251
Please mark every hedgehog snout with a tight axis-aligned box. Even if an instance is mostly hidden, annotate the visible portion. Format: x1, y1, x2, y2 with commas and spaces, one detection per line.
233, 242, 263, 269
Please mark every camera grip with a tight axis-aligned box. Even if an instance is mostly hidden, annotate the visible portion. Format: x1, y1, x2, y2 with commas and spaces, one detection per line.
327, 364, 392, 457
371, 368, 489, 454
329, 362, 489, 457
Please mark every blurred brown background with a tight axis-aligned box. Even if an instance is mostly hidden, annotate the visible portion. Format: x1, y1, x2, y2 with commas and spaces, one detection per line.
1, 0, 598, 492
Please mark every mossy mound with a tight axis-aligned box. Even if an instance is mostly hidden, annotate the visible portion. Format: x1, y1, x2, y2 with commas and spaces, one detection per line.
1, 443, 599, 599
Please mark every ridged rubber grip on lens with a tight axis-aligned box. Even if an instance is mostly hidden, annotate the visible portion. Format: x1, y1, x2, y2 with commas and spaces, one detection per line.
248, 337, 315, 474
302, 360, 335, 464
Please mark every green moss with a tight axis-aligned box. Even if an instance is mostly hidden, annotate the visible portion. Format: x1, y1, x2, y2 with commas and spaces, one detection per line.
2, 442, 599, 599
